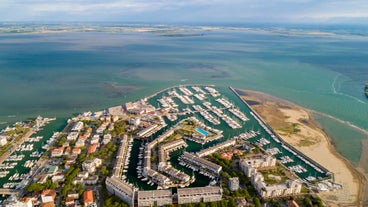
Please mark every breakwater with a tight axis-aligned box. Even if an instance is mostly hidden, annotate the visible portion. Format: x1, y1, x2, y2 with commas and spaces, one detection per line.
229, 86, 331, 180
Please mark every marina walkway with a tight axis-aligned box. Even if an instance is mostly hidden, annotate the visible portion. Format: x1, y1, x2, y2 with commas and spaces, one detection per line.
0, 188, 20, 195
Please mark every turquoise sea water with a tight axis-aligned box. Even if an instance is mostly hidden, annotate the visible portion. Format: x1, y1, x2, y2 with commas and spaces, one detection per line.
0, 25, 367, 163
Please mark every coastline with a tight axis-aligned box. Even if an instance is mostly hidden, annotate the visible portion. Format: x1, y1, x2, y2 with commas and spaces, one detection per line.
237, 89, 365, 206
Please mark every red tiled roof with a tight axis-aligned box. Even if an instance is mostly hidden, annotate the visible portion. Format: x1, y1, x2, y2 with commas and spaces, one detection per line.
72, 148, 81, 154
88, 144, 98, 154
83, 190, 94, 203
41, 189, 56, 199
41, 202, 54, 207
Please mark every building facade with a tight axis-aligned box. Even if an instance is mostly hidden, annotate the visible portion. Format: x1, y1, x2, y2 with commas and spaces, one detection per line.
229, 177, 239, 191
105, 176, 135, 207
137, 190, 172, 207
177, 187, 222, 204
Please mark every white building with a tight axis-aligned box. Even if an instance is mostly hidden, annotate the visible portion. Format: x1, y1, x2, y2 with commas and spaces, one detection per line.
82, 158, 102, 174
241, 155, 301, 198
75, 139, 86, 147
0, 135, 7, 146
67, 132, 79, 141
251, 172, 302, 198
229, 177, 239, 191
129, 118, 141, 127
96, 122, 109, 134
196, 139, 236, 158
91, 135, 100, 144
102, 134, 112, 145
177, 187, 222, 204
106, 176, 135, 206
71, 121, 84, 132
180, 152, 222, 176
137, 190, 172, 207
240, 154, 276, 177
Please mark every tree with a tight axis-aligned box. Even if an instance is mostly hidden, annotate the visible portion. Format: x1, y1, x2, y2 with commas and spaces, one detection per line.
228, 198, 236, 207
78, 153, 87, 163
253, 197, 261, 207
100, 166, 109, 176
303, 197, 312, 207
209, 202, 217, 207
61, 184, 73, 196
103, 196, 130, 207
70, 140, 76, 147
44, 179, 57, 189
198, 202, 206, 207
25, 183, 44, 192
57, 137, 67, 147
76, 184, 84, 195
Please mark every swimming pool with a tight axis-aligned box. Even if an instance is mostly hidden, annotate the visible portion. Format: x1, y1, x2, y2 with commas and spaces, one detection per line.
196, 127, 209, 136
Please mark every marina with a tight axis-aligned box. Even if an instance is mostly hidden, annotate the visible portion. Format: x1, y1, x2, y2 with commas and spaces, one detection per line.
0, 118, 66, 191
0, 85, 332, 203
120, 85, 331, 192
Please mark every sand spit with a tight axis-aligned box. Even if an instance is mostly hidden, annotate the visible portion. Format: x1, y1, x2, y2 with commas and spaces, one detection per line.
238, 89, 364, 206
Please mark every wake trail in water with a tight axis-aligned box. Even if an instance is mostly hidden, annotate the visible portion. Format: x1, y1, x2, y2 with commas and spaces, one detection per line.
331, 74, 367, 104
311, 110, 368, 136
331, 74, 339, 94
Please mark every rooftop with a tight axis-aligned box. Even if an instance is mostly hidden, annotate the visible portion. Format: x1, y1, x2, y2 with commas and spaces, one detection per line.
83, 190, 94, 203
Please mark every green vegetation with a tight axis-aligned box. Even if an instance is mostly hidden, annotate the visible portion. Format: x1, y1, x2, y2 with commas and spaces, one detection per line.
102, 195, 130, 207
253, 197, 261, 207
259, 165, 288, 185
207, 150, 326, 207
0, 124, 31, 157
303, 196, 324, 207
6, 124, 29, 137
102, 181, 130, 207
208, 153, 257, 197
278, 123, 300, 135
112, 121, 126, 137
61, 166, 81, 196
100, 165, 109, 176
297, 138, 315, 147
0, 143, 12, 157
176, 200, 235, 207
301, 186, 311, 194
57, 137, 67, 147
25, 179, 58, 192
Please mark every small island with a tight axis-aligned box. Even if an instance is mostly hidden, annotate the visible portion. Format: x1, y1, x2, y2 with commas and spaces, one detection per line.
365, 83, 368, 98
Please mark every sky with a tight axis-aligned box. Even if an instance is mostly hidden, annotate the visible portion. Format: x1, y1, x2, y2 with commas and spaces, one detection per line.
1, 0, 368, 24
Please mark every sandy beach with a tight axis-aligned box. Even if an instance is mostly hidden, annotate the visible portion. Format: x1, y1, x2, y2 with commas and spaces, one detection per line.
238, 89, 364, 206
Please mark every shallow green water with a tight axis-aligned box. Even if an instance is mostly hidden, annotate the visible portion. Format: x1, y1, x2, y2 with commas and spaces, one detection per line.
0, 26, 367, 164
